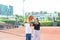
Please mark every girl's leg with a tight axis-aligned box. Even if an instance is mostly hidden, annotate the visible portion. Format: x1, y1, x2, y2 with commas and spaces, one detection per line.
28, 34, 31, 40
26, 34, 28, 40
37, 30, 40, 40
26, 34, 31, 40
33, 30, 37, 40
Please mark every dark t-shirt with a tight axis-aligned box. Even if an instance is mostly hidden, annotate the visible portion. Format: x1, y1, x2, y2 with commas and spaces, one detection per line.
33, 23, 40, 30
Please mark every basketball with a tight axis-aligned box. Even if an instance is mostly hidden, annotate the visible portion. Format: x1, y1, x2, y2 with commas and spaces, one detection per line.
28, 15, 34, 22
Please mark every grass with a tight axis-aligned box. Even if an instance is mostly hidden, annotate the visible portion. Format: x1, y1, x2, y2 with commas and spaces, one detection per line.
0, 21, 5, 24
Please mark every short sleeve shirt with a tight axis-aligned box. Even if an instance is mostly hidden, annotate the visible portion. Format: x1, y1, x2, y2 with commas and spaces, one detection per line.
25, 23, 32, 34
33, 23, 40, 30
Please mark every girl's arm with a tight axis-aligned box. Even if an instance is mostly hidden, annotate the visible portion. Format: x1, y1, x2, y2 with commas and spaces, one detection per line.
30, 23, 34, 27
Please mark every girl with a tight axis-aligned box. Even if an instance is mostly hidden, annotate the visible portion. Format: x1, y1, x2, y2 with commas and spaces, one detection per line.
33, 18, 40, 40
24, 15, 33, 40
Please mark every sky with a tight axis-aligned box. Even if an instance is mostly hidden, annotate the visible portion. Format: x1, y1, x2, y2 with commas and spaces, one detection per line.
0, 0, 60, 15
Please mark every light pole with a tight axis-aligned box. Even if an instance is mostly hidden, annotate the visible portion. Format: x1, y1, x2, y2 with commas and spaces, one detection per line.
23, 0, 25, 22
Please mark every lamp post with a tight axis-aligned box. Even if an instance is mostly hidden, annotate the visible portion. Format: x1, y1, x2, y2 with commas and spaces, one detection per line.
23, 0, 25, 22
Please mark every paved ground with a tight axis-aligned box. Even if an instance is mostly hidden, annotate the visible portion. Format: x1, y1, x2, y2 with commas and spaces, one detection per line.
0, 26, 60, 40
41, 27, 60, 40
0, 27, 25, 40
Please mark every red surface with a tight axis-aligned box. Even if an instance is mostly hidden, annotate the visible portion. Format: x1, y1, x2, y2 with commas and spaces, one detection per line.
41, 27, 60, 40
0, 27, 60, 40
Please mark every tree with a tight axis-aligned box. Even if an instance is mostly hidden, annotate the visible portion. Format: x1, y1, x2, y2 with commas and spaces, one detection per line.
18, 16, 24, 22
44, 11, 47, 14
58, 12, 60, 17
40, 11, 43, 14
46, 16, 52, 21
54, 11, 57, 14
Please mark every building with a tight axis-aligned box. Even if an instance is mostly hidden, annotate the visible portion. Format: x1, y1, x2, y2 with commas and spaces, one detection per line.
25, 12, 46, 20
8, 5, 13, 16
0, 4, 13, 18
25, 12, 58, 20
0, 4, 8, 15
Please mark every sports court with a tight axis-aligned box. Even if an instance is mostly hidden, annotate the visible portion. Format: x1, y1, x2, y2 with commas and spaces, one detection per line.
0, 26, 60, 40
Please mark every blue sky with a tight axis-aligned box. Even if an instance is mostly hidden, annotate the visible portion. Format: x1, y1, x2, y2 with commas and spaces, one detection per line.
0, 0, 60, 15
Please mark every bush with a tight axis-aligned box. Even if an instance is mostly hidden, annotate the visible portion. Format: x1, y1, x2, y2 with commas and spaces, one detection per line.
56, 17, 60, 20
0, 21, 5, 24
57, 20, 60, 26
40, 20, 60, 26
40, 21, 53, 26
2, 20, 16, 25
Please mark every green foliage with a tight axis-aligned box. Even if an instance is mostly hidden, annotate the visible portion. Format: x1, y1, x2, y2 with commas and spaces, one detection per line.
46, 16, 52, 21
0, 17, 3, 21
2, 20, 16, 24
40, 21, 53, 26
14, 15, 24, 22
57, 20, 60, 26
18, 16, 24, 22
56, 17, 60, 20
0, 21, 5, 24
58, 13, 60, 17
0, 15, 25, 25
40, 20, 60, 26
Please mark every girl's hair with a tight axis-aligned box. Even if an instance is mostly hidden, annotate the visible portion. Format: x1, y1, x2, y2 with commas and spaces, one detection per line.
36, 18, 39, 21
